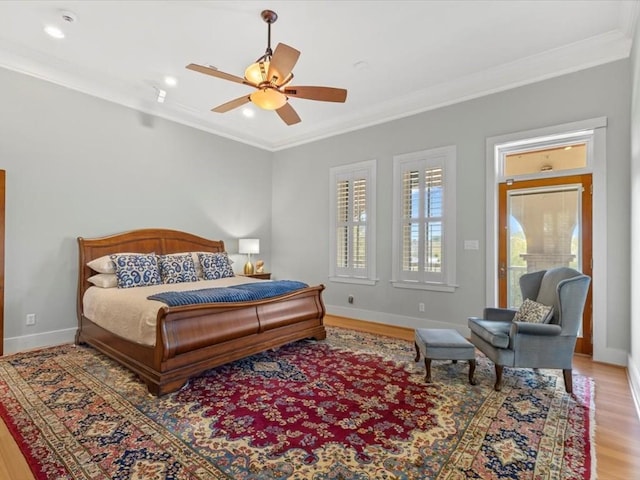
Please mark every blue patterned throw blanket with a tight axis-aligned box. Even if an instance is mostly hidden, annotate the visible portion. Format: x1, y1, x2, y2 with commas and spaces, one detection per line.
147, 280, 309, 306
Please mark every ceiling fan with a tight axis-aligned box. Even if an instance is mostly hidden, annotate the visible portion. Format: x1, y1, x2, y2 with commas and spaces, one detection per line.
186, 9, 347, 126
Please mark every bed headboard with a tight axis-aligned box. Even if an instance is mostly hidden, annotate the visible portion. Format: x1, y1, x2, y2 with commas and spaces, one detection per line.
76, 228, 226, 320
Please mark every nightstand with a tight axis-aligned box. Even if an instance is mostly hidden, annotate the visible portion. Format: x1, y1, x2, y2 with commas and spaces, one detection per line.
241, 273, 271, 280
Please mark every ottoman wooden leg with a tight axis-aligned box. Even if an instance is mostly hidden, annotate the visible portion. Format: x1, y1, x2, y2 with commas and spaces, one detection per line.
414, 342, 420, 362
424, 358, 432, 383
468, 359, 477, 385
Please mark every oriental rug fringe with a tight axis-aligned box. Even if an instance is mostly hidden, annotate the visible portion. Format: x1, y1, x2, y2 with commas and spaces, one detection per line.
0, 327, 594, 479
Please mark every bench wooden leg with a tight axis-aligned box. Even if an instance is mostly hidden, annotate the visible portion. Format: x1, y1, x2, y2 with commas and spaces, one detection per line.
468, 359, 477, 385
424, 358, 432, 383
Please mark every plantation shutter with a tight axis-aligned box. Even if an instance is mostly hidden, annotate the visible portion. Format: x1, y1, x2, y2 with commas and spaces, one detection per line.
335, 171, 369, 277
400, 161, 445, 283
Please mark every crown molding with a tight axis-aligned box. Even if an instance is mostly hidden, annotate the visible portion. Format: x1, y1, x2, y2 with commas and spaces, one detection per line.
0, 27, 633, 152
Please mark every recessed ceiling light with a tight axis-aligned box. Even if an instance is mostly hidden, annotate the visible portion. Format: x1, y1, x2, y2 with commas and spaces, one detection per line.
164, 76, 177, 87
44, 25, 65, 39
242, 108, 255, 118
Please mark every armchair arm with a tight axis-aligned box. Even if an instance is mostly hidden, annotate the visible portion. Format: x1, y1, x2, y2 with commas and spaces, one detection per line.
482, 307, 517, 322
510, 322, 562, 336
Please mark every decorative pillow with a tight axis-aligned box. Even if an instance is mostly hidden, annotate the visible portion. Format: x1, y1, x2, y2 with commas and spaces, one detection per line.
87, 255, 117, 274
110, 253, 161, 289
88, 273, 118, 288
198, 252, 235, 280
513, 298, 554, 324
158, 253, 198, 284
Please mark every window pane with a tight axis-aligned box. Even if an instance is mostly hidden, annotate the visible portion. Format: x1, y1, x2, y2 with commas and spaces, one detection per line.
352, 178, 367, 222
352, 225, 366, 269
402, 170, 420, 219
425, 222, 442, 273
505, 143, 587, 176
507, 187, 580, 307
336, 226, 348, 268
425, 167, 443, 218
402, 223, 419, 271
337, 180, 349, 223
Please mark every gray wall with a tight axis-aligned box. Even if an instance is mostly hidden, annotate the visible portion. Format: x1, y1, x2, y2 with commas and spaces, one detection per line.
272, 60, 631, 358
630, 18, 640, 403
0, 67, 273, 350
1, 57, 634, 368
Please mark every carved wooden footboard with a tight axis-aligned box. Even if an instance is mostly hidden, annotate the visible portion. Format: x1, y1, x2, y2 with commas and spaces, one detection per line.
76, 229, 326, 395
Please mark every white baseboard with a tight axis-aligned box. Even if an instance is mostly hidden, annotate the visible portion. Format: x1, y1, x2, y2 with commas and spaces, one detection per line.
593, 346, 628, 366
3, 328, 77, 355
326, 305, 470, 338
628, 354, 640, 422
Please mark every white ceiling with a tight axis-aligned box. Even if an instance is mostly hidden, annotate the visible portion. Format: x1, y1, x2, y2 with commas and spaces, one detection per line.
0, 1, 637, 151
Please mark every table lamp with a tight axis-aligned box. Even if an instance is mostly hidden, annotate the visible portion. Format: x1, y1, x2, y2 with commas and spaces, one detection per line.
239, 238, 260, 275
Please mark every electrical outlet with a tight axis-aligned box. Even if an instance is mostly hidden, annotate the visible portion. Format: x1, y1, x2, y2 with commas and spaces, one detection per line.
419, 303, 425, 312
348, 295, 354, 304
26, 313, 36, 326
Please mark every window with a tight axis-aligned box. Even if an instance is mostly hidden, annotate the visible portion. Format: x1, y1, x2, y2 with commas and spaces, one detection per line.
329, 160, 376, 285
498, 129, 594, 181
392, 146, 456, 291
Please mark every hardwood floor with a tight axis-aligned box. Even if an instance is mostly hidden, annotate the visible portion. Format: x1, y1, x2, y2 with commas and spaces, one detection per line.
1, 315, 639, 479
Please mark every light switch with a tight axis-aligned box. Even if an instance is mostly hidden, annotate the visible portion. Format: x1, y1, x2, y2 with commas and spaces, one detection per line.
464, 240, 479, 250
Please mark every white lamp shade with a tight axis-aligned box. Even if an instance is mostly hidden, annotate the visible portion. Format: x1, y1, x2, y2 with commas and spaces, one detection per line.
239, 238, 260, 255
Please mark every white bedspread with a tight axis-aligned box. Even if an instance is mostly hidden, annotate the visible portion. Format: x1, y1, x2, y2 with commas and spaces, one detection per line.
83, 276, 263, 347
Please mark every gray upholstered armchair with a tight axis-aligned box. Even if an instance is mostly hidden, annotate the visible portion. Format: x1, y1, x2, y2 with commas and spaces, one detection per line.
468, 267, 591, 393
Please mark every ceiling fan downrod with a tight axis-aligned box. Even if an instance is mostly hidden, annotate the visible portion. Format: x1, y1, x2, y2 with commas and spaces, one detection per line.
260, 10, 278, 62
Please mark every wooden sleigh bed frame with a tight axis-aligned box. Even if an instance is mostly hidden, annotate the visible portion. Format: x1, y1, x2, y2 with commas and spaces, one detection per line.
76, 228, 326, 396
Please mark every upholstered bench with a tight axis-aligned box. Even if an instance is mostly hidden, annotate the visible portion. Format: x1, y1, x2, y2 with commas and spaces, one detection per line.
414, 328, 477, 385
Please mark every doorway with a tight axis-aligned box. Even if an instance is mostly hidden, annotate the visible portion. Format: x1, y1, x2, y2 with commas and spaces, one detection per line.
498, 174, 593, 354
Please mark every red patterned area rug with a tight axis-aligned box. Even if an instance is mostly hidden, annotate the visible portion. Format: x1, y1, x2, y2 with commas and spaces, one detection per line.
0, 327, 594, 479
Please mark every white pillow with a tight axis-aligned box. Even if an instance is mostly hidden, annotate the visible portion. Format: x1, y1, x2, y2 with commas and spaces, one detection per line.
87, 255, 116, 274
88, 273, 118, 288
87, 252, 141, 274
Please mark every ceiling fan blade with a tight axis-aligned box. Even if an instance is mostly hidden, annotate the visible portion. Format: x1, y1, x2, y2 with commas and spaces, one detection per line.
268, 43, 300, 85
186, 63, 254, 86
212, 95, 251, 113
283, 86, 347, 103
276, 102, 301, 125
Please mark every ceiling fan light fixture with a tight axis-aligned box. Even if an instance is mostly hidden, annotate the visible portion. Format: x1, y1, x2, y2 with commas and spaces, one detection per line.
245, 61, 285, 86
244, 61, 268, 85
250, 88, 287, 110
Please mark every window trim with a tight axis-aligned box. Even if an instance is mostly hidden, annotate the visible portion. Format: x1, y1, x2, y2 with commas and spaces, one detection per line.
329, 159, 377, 285
391, 146, 457, 292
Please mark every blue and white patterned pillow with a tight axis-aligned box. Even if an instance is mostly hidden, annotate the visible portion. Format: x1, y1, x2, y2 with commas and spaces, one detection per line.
110, 253, 162, 289
198, 252, 235, 280
158, 253, 198, 284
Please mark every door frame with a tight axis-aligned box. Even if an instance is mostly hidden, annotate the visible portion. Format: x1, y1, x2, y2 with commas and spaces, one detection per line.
485, 116, 615, 363
498, 174, 593, 354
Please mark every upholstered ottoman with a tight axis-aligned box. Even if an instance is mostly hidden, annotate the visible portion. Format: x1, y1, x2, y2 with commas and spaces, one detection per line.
414, 328, 477, 385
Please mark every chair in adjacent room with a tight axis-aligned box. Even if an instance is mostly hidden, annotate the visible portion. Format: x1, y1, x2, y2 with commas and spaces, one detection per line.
468, 267, 590, 393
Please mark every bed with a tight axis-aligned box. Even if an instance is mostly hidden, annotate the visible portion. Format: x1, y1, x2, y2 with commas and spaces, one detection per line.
76, 228, 326, 396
